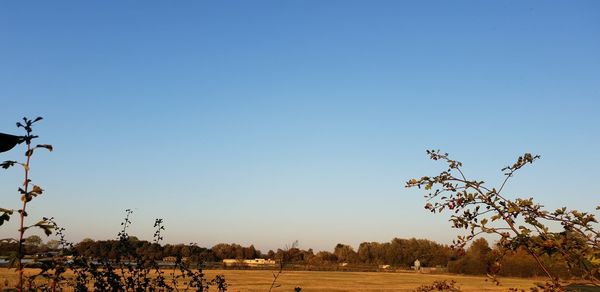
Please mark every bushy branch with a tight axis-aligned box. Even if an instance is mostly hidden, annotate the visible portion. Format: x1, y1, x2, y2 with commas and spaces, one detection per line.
407, 150, 599, 287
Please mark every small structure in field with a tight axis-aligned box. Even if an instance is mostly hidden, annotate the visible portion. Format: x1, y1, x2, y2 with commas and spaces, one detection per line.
162, 256, 177, 263
161, 256, 189, 263
412, 259, 421, 271
222, 258, 276, 267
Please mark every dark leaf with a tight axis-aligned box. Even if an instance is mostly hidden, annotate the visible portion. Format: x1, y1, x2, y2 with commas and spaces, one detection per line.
34, 220, 54, 236
0, 213, 10, 226
36, 144, 53, 152
0, 160, 17, 169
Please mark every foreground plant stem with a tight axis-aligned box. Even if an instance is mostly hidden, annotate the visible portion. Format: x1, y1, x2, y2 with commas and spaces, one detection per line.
17, 137, 32, 291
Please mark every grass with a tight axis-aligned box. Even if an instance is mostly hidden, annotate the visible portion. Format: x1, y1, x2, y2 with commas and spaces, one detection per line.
0, 267, 548, 291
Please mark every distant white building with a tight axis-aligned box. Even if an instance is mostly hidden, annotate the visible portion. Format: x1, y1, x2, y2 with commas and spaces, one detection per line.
163, 256, 177, 263
162, 256, 189, 263
222, 258, 276, 267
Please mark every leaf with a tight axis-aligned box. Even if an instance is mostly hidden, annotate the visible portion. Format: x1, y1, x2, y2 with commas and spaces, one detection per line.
0, 213, 11, 226
0, 161, 17, 169
33, 117, 43, 123
36, 144, 53, 152
31, 185, 43, 195
34, 221, 54, 236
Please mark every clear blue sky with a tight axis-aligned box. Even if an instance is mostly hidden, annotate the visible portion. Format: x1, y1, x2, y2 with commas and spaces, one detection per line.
1, 1, 599, 252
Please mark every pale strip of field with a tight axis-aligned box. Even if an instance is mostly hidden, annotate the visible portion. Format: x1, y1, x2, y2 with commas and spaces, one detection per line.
0, 268, 543, 291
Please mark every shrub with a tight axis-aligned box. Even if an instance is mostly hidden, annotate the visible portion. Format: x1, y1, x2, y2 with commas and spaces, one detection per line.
407, 150, 600, 288
1, 117, 227, 291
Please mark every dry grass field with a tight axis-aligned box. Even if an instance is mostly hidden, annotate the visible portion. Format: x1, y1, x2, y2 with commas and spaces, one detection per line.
207, 270, 544, 291
0, 268, 548, 291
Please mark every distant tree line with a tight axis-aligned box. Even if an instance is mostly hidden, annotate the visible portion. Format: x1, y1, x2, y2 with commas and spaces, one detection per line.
0, 234, 587, 279
2, 236, 450, 267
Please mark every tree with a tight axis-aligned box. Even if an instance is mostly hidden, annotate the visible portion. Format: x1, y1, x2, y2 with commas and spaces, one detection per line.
44, 239, 60, 250
407, 150, 600, 288
315, 251, 337, 263
448, 238, 492, 275
465, 238, 492, 274
333, 244, 358, 263
24, 235, 43, 246
357, 242, 376, 264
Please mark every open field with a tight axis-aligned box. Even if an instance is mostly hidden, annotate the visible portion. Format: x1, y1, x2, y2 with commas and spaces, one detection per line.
0, 268, 550, 291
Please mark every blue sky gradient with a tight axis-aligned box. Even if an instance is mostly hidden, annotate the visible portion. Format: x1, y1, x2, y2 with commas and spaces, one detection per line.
1, 1, 599, 251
